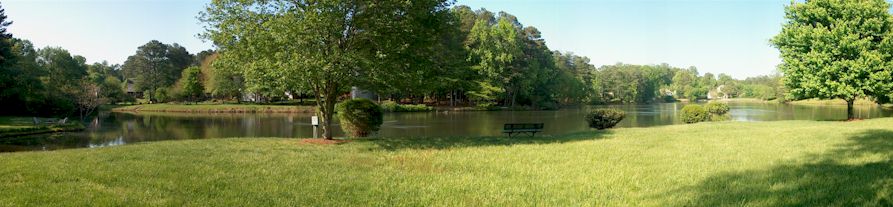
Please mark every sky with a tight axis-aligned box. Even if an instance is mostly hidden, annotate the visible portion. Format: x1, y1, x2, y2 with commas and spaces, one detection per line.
4, 0, 788, 79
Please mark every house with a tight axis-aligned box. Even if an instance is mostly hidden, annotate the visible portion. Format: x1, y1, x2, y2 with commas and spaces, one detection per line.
708, 85, 729, 100
124, 79, 143, 98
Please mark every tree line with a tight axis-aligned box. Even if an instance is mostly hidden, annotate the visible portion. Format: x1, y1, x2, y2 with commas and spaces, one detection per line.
0, 2, 215, 117
199, 0, 787, 139
0, 1, 790, 123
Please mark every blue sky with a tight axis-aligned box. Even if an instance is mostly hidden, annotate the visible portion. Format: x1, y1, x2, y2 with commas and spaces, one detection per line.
4, 0, 787, 78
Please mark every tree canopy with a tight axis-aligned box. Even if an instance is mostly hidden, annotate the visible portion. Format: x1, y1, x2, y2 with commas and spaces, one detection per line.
772, 0, 893, 119
201, 0, 454, 139
122, 40, 194, 94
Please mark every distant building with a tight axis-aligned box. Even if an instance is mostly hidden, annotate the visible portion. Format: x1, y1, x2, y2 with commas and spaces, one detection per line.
124, 79, 143, 98
351, 86, 377, 100
708, 85, 729, 100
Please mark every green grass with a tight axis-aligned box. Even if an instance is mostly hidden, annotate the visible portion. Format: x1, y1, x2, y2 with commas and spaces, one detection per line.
110, 103, 316, 113
2, 119, 893, 206
789, 98, 880, 106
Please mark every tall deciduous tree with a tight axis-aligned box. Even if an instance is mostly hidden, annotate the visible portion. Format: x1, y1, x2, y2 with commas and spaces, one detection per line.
36, 47, 88, 115
772, 0, 893, 120
176, 66, 204, 102
201, 0, 452, 139
122, 40, 194, 95
467, 18, 524, 107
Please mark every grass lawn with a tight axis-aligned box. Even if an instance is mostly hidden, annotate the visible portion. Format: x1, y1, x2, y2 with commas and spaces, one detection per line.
789, 98, 882, 106
2, 119, 893, 206
110, 103, 316, 113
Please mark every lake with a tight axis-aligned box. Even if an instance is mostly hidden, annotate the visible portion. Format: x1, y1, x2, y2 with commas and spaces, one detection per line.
2, 102, 892, 152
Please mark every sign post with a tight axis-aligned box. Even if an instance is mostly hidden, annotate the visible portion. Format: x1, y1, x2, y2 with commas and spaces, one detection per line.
311, 116, 319, 138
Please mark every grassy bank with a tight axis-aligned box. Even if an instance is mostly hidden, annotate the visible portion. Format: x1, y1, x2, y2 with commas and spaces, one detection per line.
789, 98, 883, 106
110, 104, 316, 113
3, 119, 893, 206
0, 117, 85, 138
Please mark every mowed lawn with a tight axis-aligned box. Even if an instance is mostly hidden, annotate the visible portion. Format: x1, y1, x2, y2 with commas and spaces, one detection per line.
2, 119, 893, 206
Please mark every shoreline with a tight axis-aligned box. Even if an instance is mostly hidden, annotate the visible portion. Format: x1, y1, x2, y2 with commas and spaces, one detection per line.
110, 104, 317, 113
0, 123, 85, 138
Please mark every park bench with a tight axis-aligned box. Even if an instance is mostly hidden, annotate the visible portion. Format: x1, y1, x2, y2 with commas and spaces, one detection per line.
503, 123, 544, 137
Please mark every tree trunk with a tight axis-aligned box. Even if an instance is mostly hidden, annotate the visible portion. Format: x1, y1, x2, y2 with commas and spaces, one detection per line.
846, 99, 855, 120
321, 92, 337, 140
450, 90, 455, 107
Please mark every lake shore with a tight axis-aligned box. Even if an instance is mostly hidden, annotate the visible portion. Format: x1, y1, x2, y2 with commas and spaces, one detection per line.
2, 118, 892, 206
109, 104, 317, 113
0, 120, 85, 138
717, 98, 890, 106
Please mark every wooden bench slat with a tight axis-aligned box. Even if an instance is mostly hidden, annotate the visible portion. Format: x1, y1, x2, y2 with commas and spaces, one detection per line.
503, 123, 544, 137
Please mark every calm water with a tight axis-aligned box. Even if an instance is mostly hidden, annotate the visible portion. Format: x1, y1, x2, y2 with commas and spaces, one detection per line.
2, 102, 892, 152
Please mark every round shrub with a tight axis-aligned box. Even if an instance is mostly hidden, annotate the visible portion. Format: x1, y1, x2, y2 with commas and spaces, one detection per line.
681, 105, 709, 124
705, 102, 730, 115
379, 100, 399, 112
585, 109, 626, 130
336, 98, 383, 137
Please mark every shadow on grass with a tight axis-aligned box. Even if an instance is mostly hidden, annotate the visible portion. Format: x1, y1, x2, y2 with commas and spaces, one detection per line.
361, 130, 612, 151
671, 129, 893, 206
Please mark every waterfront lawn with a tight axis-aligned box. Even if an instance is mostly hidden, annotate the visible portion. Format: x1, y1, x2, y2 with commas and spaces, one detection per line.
110, 103, 316, 113
2, 119, 893, 206
0, 117, 84, 138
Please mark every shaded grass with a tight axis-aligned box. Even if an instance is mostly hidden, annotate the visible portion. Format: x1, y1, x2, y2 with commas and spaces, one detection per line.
2, 119, 893, 206
111, 103, 316, 113
0, 117, 84, 138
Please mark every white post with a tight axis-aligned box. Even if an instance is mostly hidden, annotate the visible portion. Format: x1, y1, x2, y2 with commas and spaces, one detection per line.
311, 116, 319, 138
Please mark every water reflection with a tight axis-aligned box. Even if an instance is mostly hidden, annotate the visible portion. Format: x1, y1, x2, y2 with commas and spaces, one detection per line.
2, 102, 891, 152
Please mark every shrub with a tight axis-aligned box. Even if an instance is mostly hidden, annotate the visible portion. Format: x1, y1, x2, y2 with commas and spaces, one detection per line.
705, 102, 730, 115
681, 105, 709, 124
538, 102, 560, 110
379, 100, 399, 112
154, 88, 169, 103
379, 100, 433, 112
585, 109, 626, 130
474, 102, 499, 111
336, 98, 383, 137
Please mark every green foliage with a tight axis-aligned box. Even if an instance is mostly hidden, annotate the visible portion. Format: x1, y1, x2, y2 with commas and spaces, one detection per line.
585, 109, 626, 130
153, 88, 169, 103
101, 76, 127, 104
176, 66, 204, 102
705, 102, 730, 115
597, 63, 675, 103
379, 101, 433, 112
705, 102, 731, 121
121, 40, 194, 93
772, 0, 893, 119
202, 0, 451, 139
681, 105, 709, 124
336, 99, 384, 137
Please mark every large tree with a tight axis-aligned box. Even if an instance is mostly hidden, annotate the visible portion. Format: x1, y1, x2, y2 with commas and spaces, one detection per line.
121, 40, 194, 95
772, 0, 893, 120
35, 47, 88, 115
0, 2, 19, 113
466, 17, 524, 107
201, 0, 452, 139
176, 66, 204, 102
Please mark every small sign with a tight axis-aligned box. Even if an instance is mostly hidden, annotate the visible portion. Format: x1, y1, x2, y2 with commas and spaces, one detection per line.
311, 116, 319, 126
